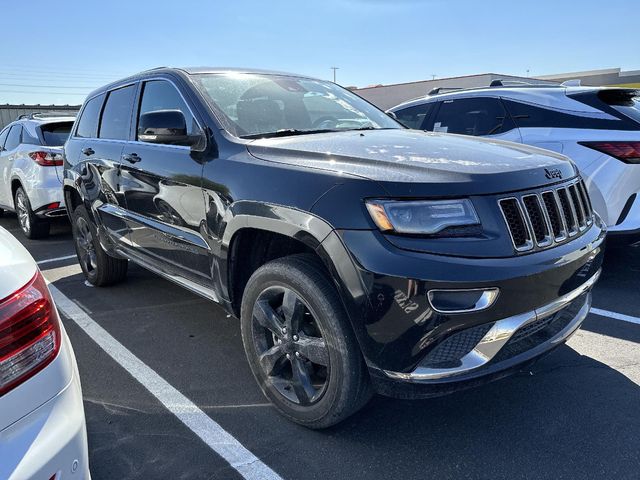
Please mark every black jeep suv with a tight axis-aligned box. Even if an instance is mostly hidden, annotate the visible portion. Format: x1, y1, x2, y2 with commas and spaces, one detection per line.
63, 67, 605, 428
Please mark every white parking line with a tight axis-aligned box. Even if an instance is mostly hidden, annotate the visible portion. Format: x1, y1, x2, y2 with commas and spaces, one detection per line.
590, 307, 640, 325
37, 254, 77, 265
45, 281, 283, 480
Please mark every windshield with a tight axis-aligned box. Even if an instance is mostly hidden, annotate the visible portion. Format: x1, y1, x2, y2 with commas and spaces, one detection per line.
40, 121, 73, 146
191, 73, 401, 138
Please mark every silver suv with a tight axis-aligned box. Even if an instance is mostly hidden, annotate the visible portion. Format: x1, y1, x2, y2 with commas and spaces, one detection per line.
0, 113, 76, 238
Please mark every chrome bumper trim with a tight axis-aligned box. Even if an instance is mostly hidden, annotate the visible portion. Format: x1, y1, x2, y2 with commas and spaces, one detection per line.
384, 269, 601, 382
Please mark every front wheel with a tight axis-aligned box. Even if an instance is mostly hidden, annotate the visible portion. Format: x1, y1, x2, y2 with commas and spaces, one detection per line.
240, 254, 371, 429
72, 204, 128, 286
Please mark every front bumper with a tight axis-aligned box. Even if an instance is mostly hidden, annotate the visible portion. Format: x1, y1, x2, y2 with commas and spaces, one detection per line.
384, 270, 597, 383
322, 215, 605, 384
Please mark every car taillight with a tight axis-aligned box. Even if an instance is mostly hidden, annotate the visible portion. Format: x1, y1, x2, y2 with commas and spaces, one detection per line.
28, 151, 64, 167
0, 270, 61, 397
578, 141, 640, 164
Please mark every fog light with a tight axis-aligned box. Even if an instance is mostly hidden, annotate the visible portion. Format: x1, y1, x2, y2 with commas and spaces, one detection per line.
427, 288, 499, 314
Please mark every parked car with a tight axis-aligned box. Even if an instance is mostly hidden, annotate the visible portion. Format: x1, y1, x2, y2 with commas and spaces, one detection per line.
0, 226, 90, 479
63, 68, 605, 428
0, 113, 76, 238
388, 82, 640, 243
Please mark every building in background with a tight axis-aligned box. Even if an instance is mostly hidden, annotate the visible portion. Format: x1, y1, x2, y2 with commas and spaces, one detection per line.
351, 67, 640, 110
536, 67, 640, 88
0, 104, 80, 130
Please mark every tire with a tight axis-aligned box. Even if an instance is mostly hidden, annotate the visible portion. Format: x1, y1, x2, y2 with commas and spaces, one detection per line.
240, 254, 372, 429
14, 187, 50, 239
71, 204, 128, 286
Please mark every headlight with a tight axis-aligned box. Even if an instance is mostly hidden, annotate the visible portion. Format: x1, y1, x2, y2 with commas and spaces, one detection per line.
365, 199, 480, 234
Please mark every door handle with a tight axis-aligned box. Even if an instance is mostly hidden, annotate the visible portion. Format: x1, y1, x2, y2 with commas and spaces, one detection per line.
122, 153, 141, 164
82, 147, 95, 156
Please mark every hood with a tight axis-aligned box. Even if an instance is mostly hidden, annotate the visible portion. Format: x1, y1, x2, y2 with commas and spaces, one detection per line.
247, 129, 578, 196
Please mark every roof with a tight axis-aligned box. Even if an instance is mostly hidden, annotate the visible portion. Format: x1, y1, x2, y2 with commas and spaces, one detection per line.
353, 73, 537, 91
388, 84, 635, 111
85, 66, 321, 99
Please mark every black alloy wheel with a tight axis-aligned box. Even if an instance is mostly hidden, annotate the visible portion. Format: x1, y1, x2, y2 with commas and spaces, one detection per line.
251, 285, 330, 406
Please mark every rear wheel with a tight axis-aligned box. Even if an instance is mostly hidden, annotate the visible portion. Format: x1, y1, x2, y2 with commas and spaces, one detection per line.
72, 204, 128, 286
14, 187, 49, 239
240, 254, 371, 429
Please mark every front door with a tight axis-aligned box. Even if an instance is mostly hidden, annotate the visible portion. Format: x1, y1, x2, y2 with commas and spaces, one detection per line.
426, 97, 523, 143
119, 79, 210, 283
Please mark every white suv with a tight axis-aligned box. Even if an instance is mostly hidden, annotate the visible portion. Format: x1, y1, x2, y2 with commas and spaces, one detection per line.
0, 113, 76, 238
389, 83, 640, 242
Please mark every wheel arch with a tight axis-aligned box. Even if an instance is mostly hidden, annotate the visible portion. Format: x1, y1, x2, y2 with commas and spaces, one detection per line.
221, 202, 375, 365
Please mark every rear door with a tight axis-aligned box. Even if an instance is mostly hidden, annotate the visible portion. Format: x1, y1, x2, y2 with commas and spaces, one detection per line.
0, 127, 10, 207
120, 78, 209, 283
426, 96, 522, 143
70, 87, 136, 245
1, 125, 23, 206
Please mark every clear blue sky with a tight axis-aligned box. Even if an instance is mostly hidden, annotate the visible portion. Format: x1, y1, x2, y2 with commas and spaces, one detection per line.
1, 0, 638, 105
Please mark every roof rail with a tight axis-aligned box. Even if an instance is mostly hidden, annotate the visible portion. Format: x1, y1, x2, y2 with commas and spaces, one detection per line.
16, 111, 78, 121
428, 86, 463, 95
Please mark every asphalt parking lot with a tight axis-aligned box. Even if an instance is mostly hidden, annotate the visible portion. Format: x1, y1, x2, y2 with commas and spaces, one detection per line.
2, 214, 639, 480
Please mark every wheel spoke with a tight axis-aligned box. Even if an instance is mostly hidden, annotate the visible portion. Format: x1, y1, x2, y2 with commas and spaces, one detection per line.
254, 300, 284, 337
290, 356, 316, 405
281, 289, 304, 332
296, 336, 329, 366
258, 344, 285, 376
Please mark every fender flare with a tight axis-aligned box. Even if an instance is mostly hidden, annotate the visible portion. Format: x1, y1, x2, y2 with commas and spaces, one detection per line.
220, 201, 376, 363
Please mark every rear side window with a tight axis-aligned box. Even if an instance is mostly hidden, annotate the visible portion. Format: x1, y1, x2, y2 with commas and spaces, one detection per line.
137, 80, 197, 140
4, 125, 22, 151
20, 127, 40, 145
505, 98, 639, 131
431, 97, 513, 136
76, 94, 105, 138
393, 103, 433, 129
0, 128, 10, 150
99, 85, 136, 140
40, 122, 74, 146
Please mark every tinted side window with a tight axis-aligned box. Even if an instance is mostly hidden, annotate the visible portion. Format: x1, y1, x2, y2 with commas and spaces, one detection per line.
432, 97, 513, 136
136, 80, 196, 141
99, 85, 136, 140
4, 125, 22, 150
76, 94, 105, 138
394, 103, 433, 129
510, 95, 640, 131
0, 128, 9, 150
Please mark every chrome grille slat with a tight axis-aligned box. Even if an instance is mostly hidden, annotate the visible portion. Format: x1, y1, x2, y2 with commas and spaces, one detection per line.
578, 181, 593, 225
569, 184, 587, 230
499, 179, 594, 253
522, 194, 552, 247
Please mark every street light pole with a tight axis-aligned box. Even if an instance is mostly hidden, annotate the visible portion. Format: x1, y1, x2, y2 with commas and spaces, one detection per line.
331, 67, 339, 83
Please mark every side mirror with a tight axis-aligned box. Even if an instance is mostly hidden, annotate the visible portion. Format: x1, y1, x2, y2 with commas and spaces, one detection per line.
138, 110, 203, 148
386, 110, 398, 120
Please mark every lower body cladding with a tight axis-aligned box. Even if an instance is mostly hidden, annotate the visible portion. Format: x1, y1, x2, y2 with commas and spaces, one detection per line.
328, 221, 606, 399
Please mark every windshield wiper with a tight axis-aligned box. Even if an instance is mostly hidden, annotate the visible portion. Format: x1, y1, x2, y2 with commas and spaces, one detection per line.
240, 129, 336, 139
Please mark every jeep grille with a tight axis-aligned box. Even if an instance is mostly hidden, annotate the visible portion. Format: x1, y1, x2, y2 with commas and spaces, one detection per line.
499, 179, 593, 252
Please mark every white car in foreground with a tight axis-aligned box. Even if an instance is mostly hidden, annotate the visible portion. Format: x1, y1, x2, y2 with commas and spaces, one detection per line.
0, 227, 90, 479
389, 83, 640, 243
